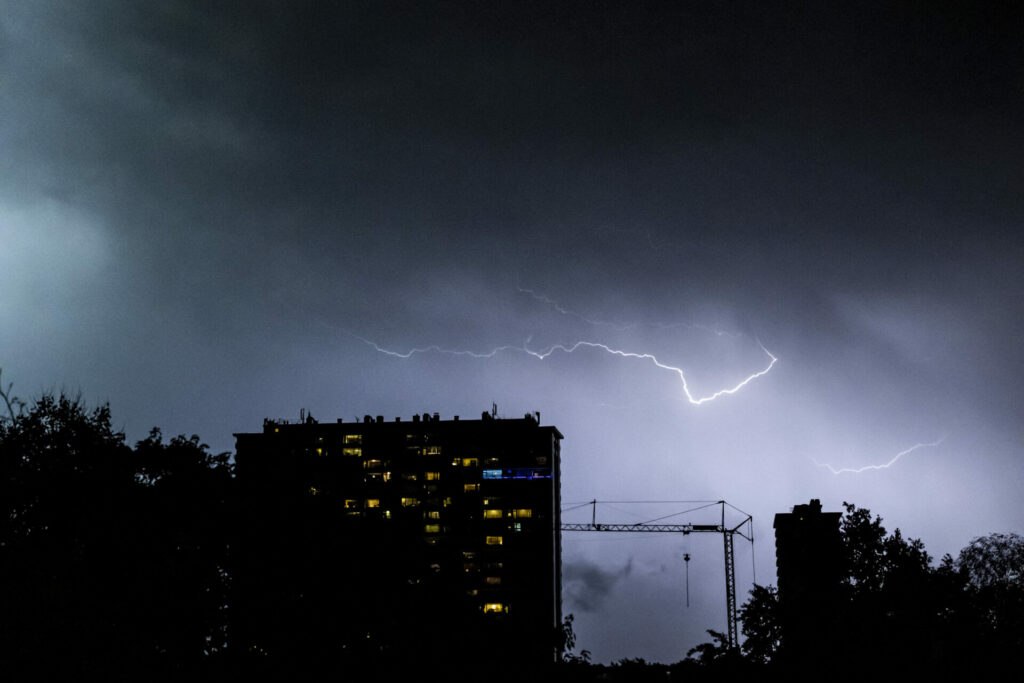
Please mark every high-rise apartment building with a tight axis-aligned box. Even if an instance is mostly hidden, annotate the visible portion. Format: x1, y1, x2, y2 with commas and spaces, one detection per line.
773, 499, 844, 660
231, 410, 563, 673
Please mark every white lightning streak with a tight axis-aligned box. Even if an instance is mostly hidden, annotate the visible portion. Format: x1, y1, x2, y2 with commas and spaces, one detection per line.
353, 334, 778, 406
812, 437, 947, 475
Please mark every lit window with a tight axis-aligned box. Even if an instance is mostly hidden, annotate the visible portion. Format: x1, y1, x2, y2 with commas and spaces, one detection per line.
384, 510, 392, 519
461, 458, 479, 467
344, 434, 362, 444
382, 472, 392, 482
485, 536, 503, 546
485, 576, 501, 585
535, 456, 548, 465
442, 496, 453, 507
315, 447, 323, 456
451, 458, 461, 467
366, 499, 380, 508
363, 459, 383, 469
464, 484, 479, 493
424, 524, 440, 534
482, 603, 506, 614
424, 446, 442, 455
344, 499, 359, 509
308, 486, 320, 496
483, 497, 500, 506
467, 589, 479, 597
511, 522, 522, 532
482, 469, 502, 479
401, 497, 420, 507
425, 471, 441, 481
402, 472, 418, 481
425, 510, 440, 519
342, 447, 362, 457
430, 563, 441, 572
483, 509, 502, 519
514, 509, 532, 518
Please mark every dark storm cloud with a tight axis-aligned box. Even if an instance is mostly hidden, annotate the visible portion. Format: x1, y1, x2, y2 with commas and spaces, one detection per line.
564, 557, 633, 613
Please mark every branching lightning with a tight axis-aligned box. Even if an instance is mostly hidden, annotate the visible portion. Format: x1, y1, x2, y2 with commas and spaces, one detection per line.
812, 437, 947, 474
352, 334, 777, 406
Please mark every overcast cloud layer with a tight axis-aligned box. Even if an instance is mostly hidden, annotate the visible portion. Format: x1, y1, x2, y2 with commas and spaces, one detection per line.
3, 1, 1023, 662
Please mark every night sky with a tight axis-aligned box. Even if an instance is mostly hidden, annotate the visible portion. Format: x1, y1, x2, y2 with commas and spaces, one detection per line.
3, 1, 1023, 662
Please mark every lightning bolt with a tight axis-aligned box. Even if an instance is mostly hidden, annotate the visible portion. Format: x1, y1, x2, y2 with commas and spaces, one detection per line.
812, 437, 947, 474
353, 334, 777, 406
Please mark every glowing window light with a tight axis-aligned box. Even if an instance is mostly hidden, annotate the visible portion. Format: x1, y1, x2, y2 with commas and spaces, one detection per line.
344, 434, 362, 444
342, 447, 362, 457
514, 509, 532, 518
464, 484, 480, 493
424, 524, 441, 534
425, 471, 441, 480
485, 576, 501, 585
483, 509, 502, 519
485, 536, 503, 546
482, 603, 506, 614
401, 497, 420, 507
461, 458, 479, 467
365, 499, 380, 508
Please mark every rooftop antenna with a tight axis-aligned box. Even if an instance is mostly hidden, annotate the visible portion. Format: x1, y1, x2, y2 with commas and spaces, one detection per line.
491, 402, 498, 418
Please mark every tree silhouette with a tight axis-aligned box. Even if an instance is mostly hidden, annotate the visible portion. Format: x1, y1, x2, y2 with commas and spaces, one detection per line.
0, 385, 232, 679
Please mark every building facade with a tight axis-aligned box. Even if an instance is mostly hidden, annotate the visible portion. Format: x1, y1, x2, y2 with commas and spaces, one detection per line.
232, 410, 563, 672
773, 499, 844, 661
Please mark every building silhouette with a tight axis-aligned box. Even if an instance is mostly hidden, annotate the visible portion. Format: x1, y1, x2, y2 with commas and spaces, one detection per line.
773, 499, 844, 662
231, 409, 563, 673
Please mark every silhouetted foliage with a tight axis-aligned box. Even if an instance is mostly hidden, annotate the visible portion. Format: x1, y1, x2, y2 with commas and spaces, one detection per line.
737, 584, 780, 663
736, 501, 1024, 677
0, 385, 231, 680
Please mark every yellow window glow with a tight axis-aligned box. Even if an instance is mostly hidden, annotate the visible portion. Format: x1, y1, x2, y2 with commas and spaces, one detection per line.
424, 524, 441, 534
425, 510, 440, 519
464, 484, 479, 493
366, 499, 380, 508
308, 486, 320, 496
485, 576, 501, 585
344, 434, 362, 444
401, 497, 420, 507
482, 603, 505, 614
485, 536, 503, 546
514, 509, 532, 518
461, 458, 478, 467
344, 499, 359, 509
483, 509, 502, 519
342, 447, 362, 457
425, 471, 441, 480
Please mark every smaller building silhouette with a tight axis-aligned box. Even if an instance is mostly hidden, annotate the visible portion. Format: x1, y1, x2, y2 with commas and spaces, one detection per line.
773, 499, 844, 660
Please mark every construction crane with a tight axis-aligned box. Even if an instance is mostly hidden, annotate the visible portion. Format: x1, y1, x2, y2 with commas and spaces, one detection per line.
560, 499, 753, 650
